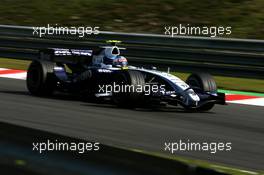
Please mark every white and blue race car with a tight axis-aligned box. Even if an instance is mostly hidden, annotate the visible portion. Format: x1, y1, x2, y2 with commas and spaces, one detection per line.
26, 41, 225, 111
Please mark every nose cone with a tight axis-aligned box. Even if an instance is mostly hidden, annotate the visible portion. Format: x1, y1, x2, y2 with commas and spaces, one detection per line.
189, 92, 200, 102
185, 89, 200, 107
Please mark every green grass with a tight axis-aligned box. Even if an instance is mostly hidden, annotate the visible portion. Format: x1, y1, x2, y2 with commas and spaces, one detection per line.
0, 58, 30, 70
130, 148, 264, 175
171, 72, 264, 93
0, 0, 264, 39
218, 89, 264, 97
0, 58, 263, 93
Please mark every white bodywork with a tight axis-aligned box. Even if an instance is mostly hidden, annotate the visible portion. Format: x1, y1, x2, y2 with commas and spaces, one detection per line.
136, 68, 200, 104
92, 45, 200, 106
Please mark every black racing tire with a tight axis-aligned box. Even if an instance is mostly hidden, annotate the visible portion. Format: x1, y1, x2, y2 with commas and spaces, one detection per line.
26, 60, 56, 96
186, 73, 217, 93
113, 70, 145, 107
186, 73, 217, 111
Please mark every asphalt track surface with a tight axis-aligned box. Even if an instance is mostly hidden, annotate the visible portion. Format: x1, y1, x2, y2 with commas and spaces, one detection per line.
0, 77, 263, 171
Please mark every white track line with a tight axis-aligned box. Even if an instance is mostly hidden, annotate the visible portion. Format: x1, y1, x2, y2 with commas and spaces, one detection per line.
228, 98, 264, 107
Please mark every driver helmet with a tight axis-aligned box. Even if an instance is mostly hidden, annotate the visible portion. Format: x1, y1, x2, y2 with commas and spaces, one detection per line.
104, 55, 128, 67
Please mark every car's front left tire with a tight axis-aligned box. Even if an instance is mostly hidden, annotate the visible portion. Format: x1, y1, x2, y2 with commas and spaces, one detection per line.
186, 73, 217, 111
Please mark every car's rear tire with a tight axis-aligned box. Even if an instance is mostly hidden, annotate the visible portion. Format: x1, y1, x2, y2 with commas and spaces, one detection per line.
113, 70, 145, 107
186, 73, 217, 111
26, 60, 56, 96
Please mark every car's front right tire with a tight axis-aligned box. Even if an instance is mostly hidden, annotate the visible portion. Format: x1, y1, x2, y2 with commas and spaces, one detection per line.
112, 70, 145, 107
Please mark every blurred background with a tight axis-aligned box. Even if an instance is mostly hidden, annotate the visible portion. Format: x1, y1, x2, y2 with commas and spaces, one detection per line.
0, 0, 263, 39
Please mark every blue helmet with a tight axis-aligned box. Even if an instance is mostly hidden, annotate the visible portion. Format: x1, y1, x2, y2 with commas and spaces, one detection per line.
104, 55, 128, 67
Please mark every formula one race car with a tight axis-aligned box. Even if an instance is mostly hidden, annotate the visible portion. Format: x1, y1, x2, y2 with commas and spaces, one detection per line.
26, 40, 225, 111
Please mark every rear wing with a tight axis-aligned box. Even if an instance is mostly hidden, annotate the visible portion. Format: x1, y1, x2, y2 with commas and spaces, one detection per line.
39, 48, 93, 64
